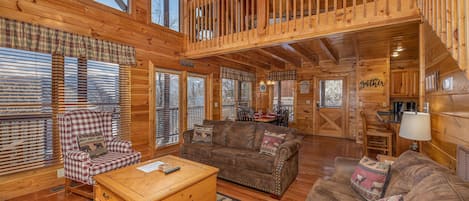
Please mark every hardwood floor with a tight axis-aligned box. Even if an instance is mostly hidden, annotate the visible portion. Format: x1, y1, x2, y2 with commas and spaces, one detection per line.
9, 136, 362, 201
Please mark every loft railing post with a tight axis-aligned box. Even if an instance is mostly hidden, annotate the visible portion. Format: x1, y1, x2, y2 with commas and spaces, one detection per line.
257, 0, 267, 36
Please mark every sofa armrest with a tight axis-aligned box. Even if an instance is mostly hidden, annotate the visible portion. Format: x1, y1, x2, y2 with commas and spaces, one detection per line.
65, 150, 91, 162
275, 139, 301, 163
183, 129, 194, 144
332, 157, 360, 180
108, 139, 133, 153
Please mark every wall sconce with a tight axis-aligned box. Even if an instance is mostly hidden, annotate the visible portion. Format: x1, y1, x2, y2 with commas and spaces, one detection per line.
267, 80, 275, 85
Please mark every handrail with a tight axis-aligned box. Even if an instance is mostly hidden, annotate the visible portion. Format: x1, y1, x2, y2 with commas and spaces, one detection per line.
183, 0, 420, 58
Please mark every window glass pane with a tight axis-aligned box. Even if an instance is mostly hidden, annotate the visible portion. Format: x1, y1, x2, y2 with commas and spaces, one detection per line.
239, 82, 251, 107
169, 0, 180, 31
151, 0, 165, 26
156, 72, 180, 147
221, 78, 236, 120
320, 80, 343, 108
0, 47, 53, 175
187, 76, 205, 129
272, 80, 295, 121
95, 0, 129, 12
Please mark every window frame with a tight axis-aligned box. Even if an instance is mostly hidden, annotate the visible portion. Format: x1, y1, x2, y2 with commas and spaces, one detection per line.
272, 80, 296, 122
221, 78, 253, 120
92, 0, 132, 13
150, 0, 182, 32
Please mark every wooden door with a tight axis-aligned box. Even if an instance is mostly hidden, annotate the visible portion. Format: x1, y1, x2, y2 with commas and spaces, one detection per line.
314, 77, 347, 138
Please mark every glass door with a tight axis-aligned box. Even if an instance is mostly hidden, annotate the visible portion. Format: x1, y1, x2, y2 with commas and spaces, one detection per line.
155, 71, 180, 147
187, 75, 205, 129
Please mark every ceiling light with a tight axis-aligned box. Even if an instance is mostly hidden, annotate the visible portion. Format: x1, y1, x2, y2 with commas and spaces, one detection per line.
391, 52, 400, 57
395, 46, 405, 52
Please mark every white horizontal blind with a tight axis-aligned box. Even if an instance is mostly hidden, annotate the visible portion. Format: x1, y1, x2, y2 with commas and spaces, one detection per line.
0, 47, 55, 175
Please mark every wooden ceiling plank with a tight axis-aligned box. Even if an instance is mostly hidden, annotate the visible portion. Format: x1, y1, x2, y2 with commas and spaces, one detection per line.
257, 48, 299, 68
319, 38, 340, 64
287, 43, 319, 66
216, 54, 270, 70
255, 49, 287, 69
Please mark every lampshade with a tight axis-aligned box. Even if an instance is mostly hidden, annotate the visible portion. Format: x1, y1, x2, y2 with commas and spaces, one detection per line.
399, 112, 431, 141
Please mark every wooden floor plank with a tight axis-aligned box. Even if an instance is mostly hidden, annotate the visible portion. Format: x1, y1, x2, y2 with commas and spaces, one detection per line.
8, 136, 362, 201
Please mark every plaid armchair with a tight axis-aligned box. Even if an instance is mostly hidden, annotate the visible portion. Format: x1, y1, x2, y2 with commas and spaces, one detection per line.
58, 110, 141, 186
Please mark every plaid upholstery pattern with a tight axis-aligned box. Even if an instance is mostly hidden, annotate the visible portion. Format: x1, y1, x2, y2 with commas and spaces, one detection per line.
267, 70, 297, 81
0, 17, 135, 65
59, 110, 141, 185
220, 67, 255, 82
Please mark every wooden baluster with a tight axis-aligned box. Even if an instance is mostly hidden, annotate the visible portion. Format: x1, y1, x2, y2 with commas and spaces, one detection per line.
352, 0, 356, 21
374, 0, 378, 16
436, 0, 441, 37
251, 0, 255, 38
204, 0, 207, 48
446, 0, 452, 48
258, 0, 267, 36
325, 0, 328, 24
293, 0, 297, 31
452, 0, 458, 61
300, 0, 304, 31
231, 0, 234, 43
334, 0, 337, 23
343, 0, 346, 24
266, 0, 269, 34
458, 0, 467, 73
273, 0, 277, 33
466, 0, 469, 78
241, 0, 244, 40
286, 0, 290, 32
363, 0, 367, 18
441, 0, 446, 45
245, 0, 248, 39
316, 0, 319, 26
280, 0, 283, 33
235, 0, 238, 41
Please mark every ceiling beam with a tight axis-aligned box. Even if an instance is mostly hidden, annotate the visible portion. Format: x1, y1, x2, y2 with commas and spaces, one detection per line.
216, 54, 270, 70
257, 48, 301, 68
198, 57, 254, 72
285, 43, 319, 66
244, 51, 286, 70
254, 49, 286, 69
318, 38, 340, 64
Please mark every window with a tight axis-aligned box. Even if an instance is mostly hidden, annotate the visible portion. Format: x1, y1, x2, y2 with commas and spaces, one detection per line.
151, 0, 180, 31
95, 0, 130, 12
273, 80, 295, 121
187, 75, 205, 129
319, 79, 343, 108
0, 48, 54, 175
155, 71, 180, 147
222, 79, 252, 120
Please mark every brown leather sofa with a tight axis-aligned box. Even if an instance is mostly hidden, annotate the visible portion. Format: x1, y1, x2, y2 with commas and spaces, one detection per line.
181, 120, 302, 197
306, 151, 469, 201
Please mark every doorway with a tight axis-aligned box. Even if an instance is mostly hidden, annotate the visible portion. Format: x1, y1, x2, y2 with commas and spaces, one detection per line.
314, 77, 348, 138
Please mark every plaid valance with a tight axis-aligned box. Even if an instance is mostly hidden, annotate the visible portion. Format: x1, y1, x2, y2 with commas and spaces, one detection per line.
267, 70, 296, 81
0, 17, 135, 65
220, 67, 255, 82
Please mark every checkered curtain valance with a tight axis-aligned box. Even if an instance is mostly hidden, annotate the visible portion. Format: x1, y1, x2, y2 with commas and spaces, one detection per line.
220, 67, 255, 82
267, 70, 297, 81
0, 17, 136, 65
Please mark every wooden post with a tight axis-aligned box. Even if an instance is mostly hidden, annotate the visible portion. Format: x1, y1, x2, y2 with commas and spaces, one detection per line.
419, 23, 426, 112
257, 0, 267, 36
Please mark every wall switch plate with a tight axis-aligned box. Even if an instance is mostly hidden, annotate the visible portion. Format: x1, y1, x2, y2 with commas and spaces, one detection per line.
57, 168, 64, 178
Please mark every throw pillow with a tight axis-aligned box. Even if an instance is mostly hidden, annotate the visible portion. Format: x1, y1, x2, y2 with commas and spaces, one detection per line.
78, 133, 107, 158
259, 130, 286, 156
350, 156, 391, 201
192, 124, 214, 144
376, 195, 403, 201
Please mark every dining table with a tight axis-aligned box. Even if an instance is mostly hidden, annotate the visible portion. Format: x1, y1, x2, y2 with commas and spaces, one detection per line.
253, 113, 278, 123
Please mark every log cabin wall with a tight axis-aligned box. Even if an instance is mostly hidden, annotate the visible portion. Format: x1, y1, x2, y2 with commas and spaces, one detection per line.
422, 23, 469, 171
0, 0, 222, 199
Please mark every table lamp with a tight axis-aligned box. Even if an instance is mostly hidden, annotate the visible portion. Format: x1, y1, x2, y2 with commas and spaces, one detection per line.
399, 112, 431, 151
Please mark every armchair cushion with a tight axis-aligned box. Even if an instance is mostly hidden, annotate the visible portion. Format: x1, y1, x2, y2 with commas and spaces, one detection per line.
78, 133, 108, 158
107, 139, 133, 153
90, 151, 141, 176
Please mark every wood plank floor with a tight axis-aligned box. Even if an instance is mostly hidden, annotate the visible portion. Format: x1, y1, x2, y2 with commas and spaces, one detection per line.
9, 135, 362, 201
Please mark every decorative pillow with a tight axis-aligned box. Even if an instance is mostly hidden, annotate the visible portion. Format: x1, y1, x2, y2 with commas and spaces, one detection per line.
192, 124, 214, 144
376, 195, 403, 201
259, 130, 286, 156
78, 133, 107, 158
350, 156, 391, 201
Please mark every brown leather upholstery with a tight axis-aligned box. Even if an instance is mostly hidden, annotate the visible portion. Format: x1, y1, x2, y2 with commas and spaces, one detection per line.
306, 151, 469, 201
181, 120, 301, 196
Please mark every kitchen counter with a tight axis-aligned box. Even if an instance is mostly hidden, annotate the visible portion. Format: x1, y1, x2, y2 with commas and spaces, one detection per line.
376, 111, 402, 123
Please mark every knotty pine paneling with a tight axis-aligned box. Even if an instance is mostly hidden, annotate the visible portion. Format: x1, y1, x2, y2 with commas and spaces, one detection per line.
422, 23, 469, 170
0, 0, 218, 199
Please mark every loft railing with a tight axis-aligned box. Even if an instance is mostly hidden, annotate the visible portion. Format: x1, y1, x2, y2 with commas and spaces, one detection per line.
418, 0, 468, 78
183, 0, 420, 58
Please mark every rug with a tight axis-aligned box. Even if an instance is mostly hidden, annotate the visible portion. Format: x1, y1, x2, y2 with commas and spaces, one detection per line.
217, 192, 240, 201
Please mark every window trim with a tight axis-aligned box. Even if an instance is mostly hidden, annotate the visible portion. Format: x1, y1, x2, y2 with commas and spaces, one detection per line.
149, 0, 182, 32
82, 0, 132, 16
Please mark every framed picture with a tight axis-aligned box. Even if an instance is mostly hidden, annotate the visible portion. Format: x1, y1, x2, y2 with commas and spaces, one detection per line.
299, 80, 310, 94
259, 83, 267, 93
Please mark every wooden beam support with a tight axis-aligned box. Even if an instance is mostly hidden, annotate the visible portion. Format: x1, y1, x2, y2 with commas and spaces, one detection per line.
286, 43, 319, 66
216, 54, 270, 70
352, 34, 360, 61
319, 38, 340, 64
244, 50, 286, 70
257, 48, 301, 68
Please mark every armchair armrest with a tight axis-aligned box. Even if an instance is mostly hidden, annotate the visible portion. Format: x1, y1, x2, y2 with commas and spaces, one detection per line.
183, 129, 194, 144
65, 151, 90, 162
108, 139, 133, 153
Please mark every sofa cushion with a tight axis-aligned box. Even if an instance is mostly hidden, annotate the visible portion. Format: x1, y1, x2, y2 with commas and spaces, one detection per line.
404, 173, 469, 201
203, 120, 232, 146
192, 124, 213, 144
235, 150, 275, 174
391, 150, 443, 172
211, 147, 238, 166
306, 178, 364, 201
351, 156, 391, 201
224, 122, 256, 150
254, 123, 296, 150
181, 143, 218, 159
259, 130, 286, 156
78, 133, 108, 159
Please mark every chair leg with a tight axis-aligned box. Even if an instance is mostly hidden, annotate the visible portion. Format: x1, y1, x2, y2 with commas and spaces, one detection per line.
363, 135, 368, 157
387, 136, 392, 156
65, 178, 71, 194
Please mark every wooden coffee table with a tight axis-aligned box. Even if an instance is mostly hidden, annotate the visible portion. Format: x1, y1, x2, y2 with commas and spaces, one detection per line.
94, 155, 219, 201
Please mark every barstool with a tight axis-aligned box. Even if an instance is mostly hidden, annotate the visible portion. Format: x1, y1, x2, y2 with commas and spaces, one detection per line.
360, 111, 393, 156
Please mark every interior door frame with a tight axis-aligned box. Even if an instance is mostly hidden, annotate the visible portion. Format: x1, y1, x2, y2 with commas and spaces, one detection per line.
313, 75, 349, 138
